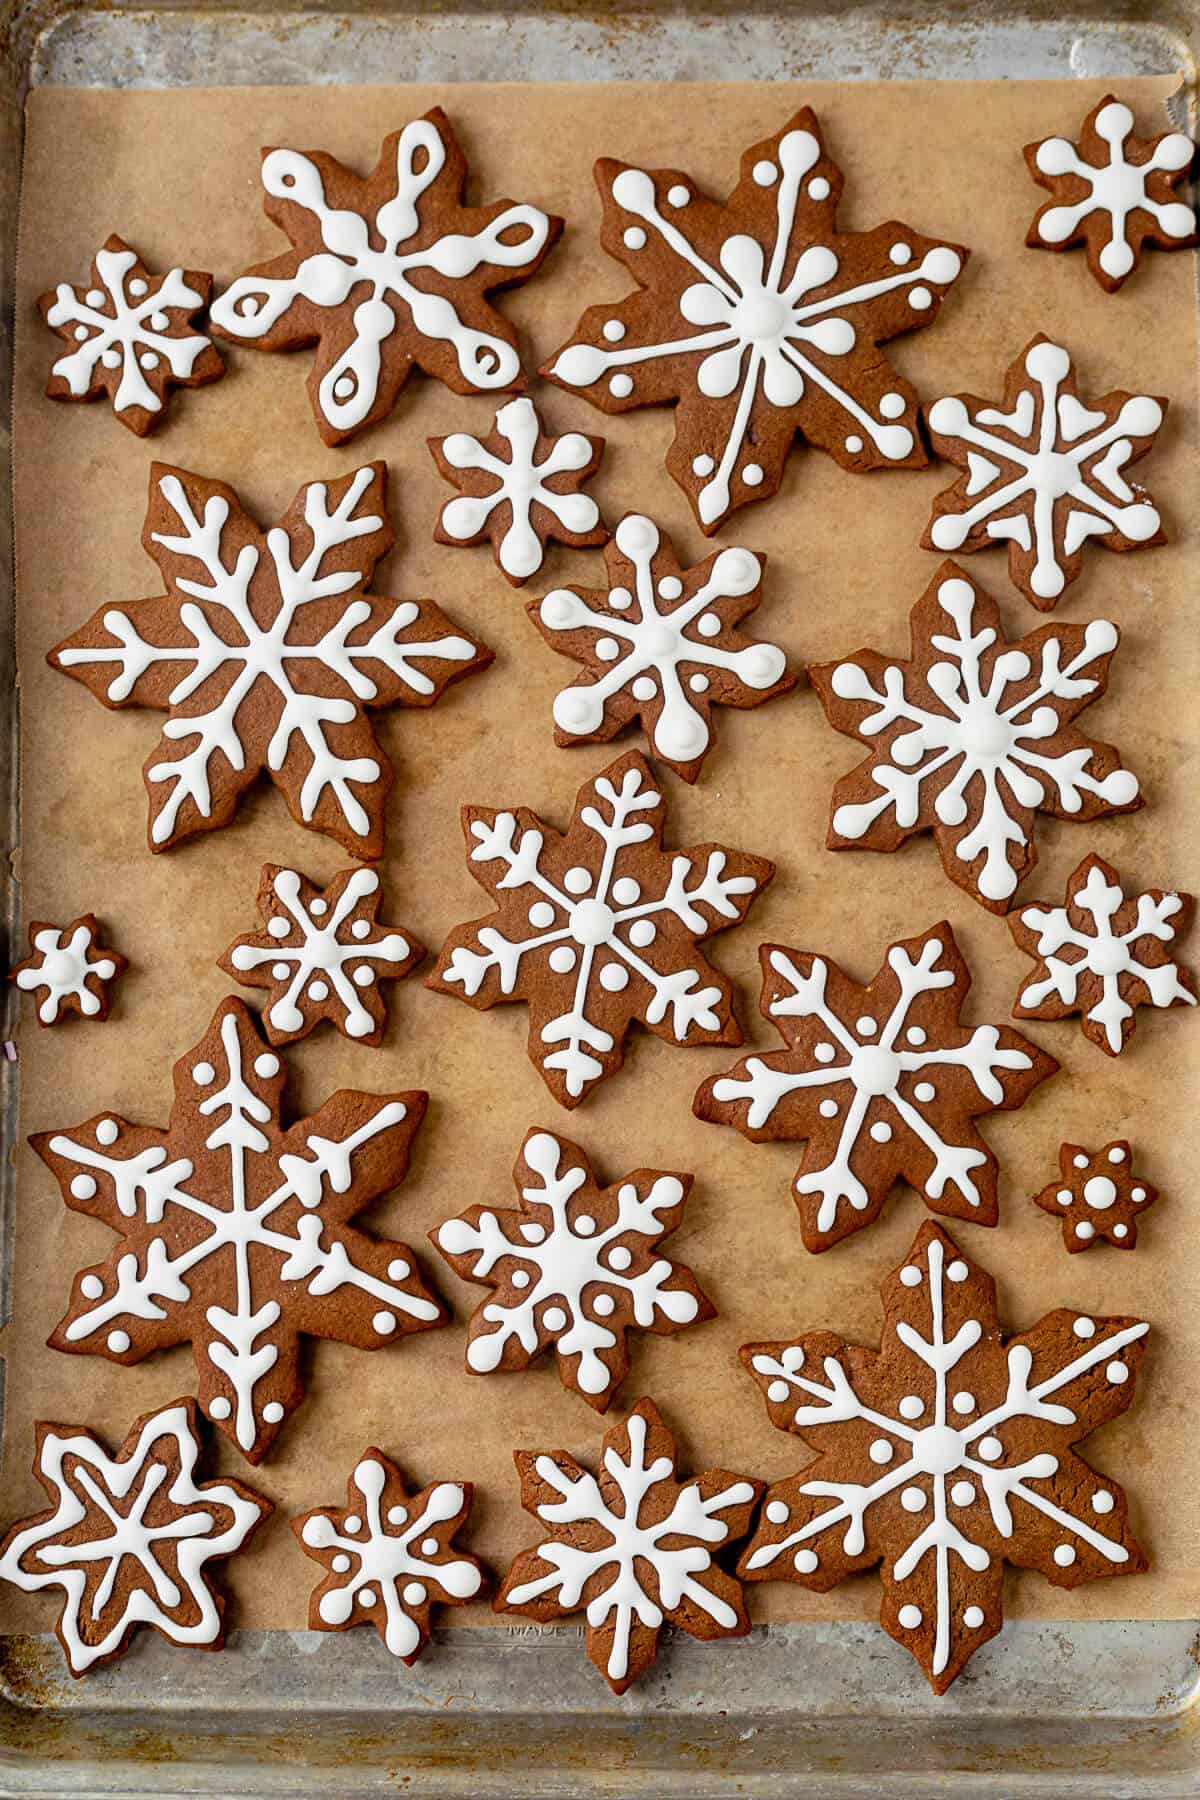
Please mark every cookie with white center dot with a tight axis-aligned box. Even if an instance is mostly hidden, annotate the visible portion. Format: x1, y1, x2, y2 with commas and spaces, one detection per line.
1032, 1139, 1159, 1252
11, 914, 127, 1026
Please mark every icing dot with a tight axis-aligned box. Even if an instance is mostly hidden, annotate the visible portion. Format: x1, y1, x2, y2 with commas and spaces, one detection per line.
511, 1269, 531, 1288
908, 287, 932, 309
80, 1274, 104, 1298
1075, 1222, 1095, 1242
667, 184, 690, 207
71, 1174, 98, 1200
906, 1027, 926, 1045
856, 1016, 877, 1037
767, 1380, 789, 1402
657, 576, 683, 601
978, 1437, 1003, 1461
353, 967, 374, 988
139, 352, 159, 370
372, 1311, 396, 1335
632, 676, 657, 701
612, 878, 641, 905
549, 946, 577, 974
898, 1605, 922, 1629
765, 1500, 790, 1525
628, 920, 656, 948
819, 1099, 839, 1119
332, 1554, 351, 1572
963, 1606, 985, 1629
602, 319, 626, 342
900, 1487, 926, 1513
387, 1258, 410, 1281
950, 1481, 974, 1507
753, 160, 778, 186
574, 1214, 596, 1236
845, 435, 864, 453
622, 227, 647, 250
689, 674, 710, 693
129, 278, 148, 296
73, 324, 89, 341
542, 1305, 567, 1333
741, 463, 764, 487
793, 1549, 818, 1574
898, 1395, 923, 1420
193, 1062, 215, 1086
529, 901, 556, 928
351, 919, 372, 941
1113, 1224, 1129, 1239
596, 637, 620, 662
254, 1053, 279, 1079
607, 1246, 632, 1271
310, 899, 328, 917
387, 1506, 407, 1525
1073, 1317, 1096, 1339
692, 454, 715, 476
599, 963, 629, 992
309, 980, 330, 1002
101, 349, 121, 368
869, 1438, 893, 1464
1073, 1153, 1089, 1170
564, 867, 591, 895
358, 1588, 378, 1608
1092, 1491, 1115, 1515
1108, 1146, 1127, 1164
609, 587, 632, 610
1107, 1361, 1129, 1385
814, 1043, 836, 1064
150, 310, 170, 331
609, 374, 634, 398
1057, 1188, 1073, 1206
869, 1122, 892, 1144
263, 1402, 284, 1423
1053, 1545, 1076, 1567
96, 1119, 119, 1145
900, 1266, 921, 1287
85, 289, 105, 307
344, 1517, 362, 1534
403, 1582, 427, 1606
697, 612, 722, 638
334, 376, 356, 401
1131, 1188, 1146, 1203
268, 917, 291, 939
914, 1082, 936, 1104
209, 1397, 231, 1419
889, 243, 912, 265
952, 1391, 975, 1415
271, 962, 291, 981
808, 176, 830, 200
880, 392, 906, 419
947, 1260, 968, 1283
593, 1294, 616, 1317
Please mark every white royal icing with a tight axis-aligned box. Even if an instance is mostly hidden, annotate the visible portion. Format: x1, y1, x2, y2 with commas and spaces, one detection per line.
48, 246, 211, 415
438, 398, 600, 580
1034, 101, 1195, 281
16, 924, 117, 1024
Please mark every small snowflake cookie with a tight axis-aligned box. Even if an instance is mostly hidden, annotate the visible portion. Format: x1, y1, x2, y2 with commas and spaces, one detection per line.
0, 1399, 269, 1677
495, 1397, 762, 1692
427, 749, 774, 1107
11, 914, 127, 1025
39, 235, 225, 435
48, 461, 491, 858
1008, 852, 1197, 1056
210, 110, 562, 445
430, 397, 607, 585
293, 1450, 484, 1663
694, 921, 1058, 1254
1033, 1140, 1159, 1252
807, 564, 1141, 912
543, 109, 967, 534
1025, 95, 1197, 292
739, 1220, 1149, 1694
530, 513, 794, 781
432, 1127, 713, 1409
923, 337, 1167, 608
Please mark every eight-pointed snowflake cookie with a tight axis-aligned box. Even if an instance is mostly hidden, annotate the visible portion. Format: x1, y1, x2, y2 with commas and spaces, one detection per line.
495, 1397, 762, 1692
38, 235, 225, 435
807, 564, 1141, 912
219, 862, 424, 1047
1032, 1139, 1159, 1252
11, 914, 127, 1026
529, 513, 794, 781
0, 1399, 270, 1677
542, 109, 967, 534
427, 750, 774, 1108
738, 1221, 1149, 1694
209, 110, 562, 445
922, 337, 1167, 608
33, 996, 447, 1464
292, 1449, 485, 1663
1008, 852, 1197, 1056
1025, 95, 1197, 292
694, 922, 1058, 1254
431, 1127, 714, 1410
48, 461, 492, 858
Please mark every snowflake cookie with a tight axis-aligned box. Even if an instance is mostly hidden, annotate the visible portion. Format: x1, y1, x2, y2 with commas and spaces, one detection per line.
210, 110, 562, 445
39, 235, 224, 435
923, 337, 1167, 608
48, 461, 491, 858
739, 1221, 1149, 1694
1025, 95, 1197, 292
1033, 1140, 1159, 1252
432, 1127, 713, 1409
695, 922, 1057, 1254
427, 750, 774, 1107
807, 565, 1141, 912
1008, 852, 1197, 1056
293, 1449, 484, 1663
219, 862, 423, 1048
34, 996, 447, 1464
0, 1399, 269, 1677
430, 396, 607, 585
496, 1397, 761, 1691
11, 914, 127, 1026
543, 109, 967, 534
530, 513, 794, 781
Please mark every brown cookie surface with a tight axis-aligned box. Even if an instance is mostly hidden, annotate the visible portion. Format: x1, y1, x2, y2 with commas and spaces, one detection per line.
11, 913, 127, 1025
1032, 1139, 1159, 1251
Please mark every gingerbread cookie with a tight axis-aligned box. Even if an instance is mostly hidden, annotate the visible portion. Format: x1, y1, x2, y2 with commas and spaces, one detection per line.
210, 110, 562, 445
695, 922, 1057, 1254
739, 1221, 1149, 1694
496, 1398, 761, 1692
427, 749, 774, 1107
1033, 1140, 1159, 1251
11, 914, 127, 1025
0, 1399, 269, 1677
48, 461, 491, 858
807, 565, 1141, 912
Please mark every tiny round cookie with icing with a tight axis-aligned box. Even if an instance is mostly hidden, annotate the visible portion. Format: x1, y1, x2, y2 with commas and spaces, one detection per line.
11, 914, 127, 1026
1032, 1139, 1160, 1252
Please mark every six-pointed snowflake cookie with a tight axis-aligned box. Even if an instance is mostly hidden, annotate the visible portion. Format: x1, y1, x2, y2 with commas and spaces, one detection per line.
0, 1399, 270, 1677
1025, 95, 1197, 292
695, 922, 1057, 1254
34, 996, 447, 1464
432, 1127, 713, 1409
495, 1397, 762, 1692
543, 109, 967, 534
739, 1221, 1149, 1694
219, 862, 424, 1047
1032, 1139, 1159, 1252
427, 750, 774, 1107
11, 914, 128, 1026
293, 1448, 485, 1663
48, 461, 491, 858
922, 337, 1167, 608
529, 513, 794, 781
39, 235, 225, 435
210, 110, 562, 444
1008, 852, 1197, 1056
807, 565, 1141, 912
430, 396, 607, 585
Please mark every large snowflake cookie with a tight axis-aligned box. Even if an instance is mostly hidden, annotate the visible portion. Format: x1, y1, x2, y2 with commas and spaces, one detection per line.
48, 461, 491, 858
0, 1399, 269, 1677
428, 749, 774, 1107
1025, 95, 1197, 292
530, 513, 794, 781
807, 564, 1141, 912
739, 1221, 1149, 1694
495, 1398, 761, 1692
543, 109, 967, 534
1008, 852, 1196, 1056
210, 110, 562, 445
11, 914, 127, 1026
33, 996, 446, 1464
293, 1449, 484, 1663
695, 921, 1057, 1254
432, 1127, 713, 1409
923, 337, 1167, 608
1033, 1139, 1159, 1252
39, 235, 225, 435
